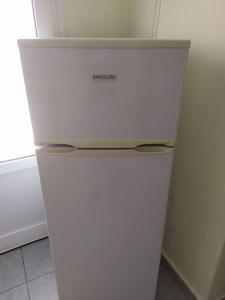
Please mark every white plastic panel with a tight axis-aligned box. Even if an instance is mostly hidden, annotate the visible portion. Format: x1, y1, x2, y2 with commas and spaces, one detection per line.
37, 152, 173, 300
19, 46, 188, 143
18, 38, 190, 48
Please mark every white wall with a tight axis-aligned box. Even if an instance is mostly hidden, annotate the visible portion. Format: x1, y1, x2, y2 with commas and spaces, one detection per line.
0, 157, 48, 253
64, 0, 134, 37
130, 0, 158, 37
63, 0, 157, 38
157, 1, 225, 299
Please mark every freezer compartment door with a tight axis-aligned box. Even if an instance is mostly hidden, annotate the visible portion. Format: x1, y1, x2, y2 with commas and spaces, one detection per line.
37, 152, 173, 300
19, 46, 188, 142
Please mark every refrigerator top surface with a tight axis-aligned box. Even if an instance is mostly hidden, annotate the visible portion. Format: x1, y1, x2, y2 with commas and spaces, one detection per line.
18, 38, 190, 49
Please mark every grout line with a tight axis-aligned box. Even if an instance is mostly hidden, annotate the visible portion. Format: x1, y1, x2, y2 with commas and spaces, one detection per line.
26, 271, 55, 284
0, 282, 27, 295
20, 248, 31, 300
26, 283, 31, 300
0, 271, 55, 297
20, 248, 28, 282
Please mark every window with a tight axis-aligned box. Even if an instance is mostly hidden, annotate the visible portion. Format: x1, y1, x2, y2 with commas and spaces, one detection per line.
0, 1, 36, 162
0, 0, 64, 164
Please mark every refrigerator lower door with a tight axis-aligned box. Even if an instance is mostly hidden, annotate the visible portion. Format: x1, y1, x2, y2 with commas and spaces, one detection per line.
37, 151, 173, 300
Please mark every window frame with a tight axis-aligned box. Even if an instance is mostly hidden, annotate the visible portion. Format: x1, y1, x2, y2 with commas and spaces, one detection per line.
32, 0, 65, 37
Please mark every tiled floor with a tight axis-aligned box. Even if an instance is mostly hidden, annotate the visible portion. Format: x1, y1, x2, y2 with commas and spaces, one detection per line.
0, 238, 195, 300
0, 239, 57, 300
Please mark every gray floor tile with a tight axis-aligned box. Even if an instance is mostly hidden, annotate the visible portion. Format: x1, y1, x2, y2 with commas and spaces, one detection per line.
0, 284, 29, 300
0, 249, 26, 293
21, 238, 54, 281
28, 272, 58, 300
156, 264, 195, 300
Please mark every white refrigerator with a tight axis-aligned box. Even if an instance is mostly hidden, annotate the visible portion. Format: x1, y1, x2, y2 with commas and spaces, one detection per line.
18, 38, 190, 300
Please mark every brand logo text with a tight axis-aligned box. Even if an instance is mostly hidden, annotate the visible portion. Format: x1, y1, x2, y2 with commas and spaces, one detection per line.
92, 74, 117, 80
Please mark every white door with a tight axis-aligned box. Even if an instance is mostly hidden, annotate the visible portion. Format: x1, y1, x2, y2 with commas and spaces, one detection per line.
37, 150, 173, 300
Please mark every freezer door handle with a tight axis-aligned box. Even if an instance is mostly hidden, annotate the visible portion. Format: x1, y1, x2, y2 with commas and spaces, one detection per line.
36, 144, 75, 154
134, 144, 173, 153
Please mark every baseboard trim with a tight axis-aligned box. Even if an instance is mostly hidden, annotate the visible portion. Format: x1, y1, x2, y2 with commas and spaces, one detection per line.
162, 250, 203, 300
0, 221, 48, 254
